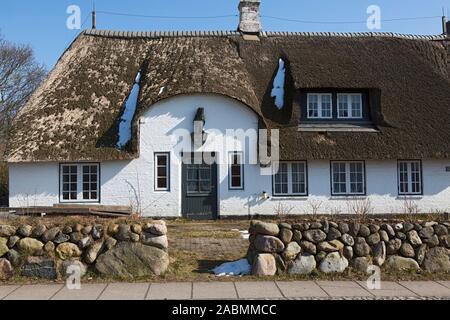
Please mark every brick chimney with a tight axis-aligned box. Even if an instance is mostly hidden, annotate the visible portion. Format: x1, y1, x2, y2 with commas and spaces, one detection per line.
238, 0, 262, 34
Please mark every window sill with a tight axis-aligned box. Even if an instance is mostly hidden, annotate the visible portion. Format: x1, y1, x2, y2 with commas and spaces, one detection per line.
298, 122, 378, 132
396, 195, 424, 200
59, 200, 100, 204
272, 195, 309, 200
329, 195, 367, 200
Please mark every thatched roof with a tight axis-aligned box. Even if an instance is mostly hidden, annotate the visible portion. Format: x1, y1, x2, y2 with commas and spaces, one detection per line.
6, 29, 450, 162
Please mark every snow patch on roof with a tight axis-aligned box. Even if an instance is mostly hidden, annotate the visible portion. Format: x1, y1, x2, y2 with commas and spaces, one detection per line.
117, 71, 141, 149
271, 58, 286, 109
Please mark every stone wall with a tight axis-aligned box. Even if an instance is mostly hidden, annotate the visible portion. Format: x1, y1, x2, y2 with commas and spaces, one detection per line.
247, 220, 450, 276
0, 220, 169, 281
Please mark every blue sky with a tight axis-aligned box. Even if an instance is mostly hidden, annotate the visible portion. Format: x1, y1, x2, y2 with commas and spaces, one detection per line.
0, 0, 448, 68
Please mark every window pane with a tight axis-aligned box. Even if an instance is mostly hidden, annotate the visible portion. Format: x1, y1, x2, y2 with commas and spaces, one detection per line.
157, 155, 167, 166
338, 95, 348, 118
231, 176, 241, 188
187, 181, 197, 192
157, 167, 167, 177
291, 163, 306, 194
308, 95, 319, 118
200, 180, 210, 192
274, 163, 289, 194
231, 165, 241, 176
321, 95, 331, 118
157, 178, 167, 189
351, 95, 362, 118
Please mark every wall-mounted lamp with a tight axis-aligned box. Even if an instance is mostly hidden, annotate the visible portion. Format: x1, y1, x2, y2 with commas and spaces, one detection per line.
261, 191, 270, 200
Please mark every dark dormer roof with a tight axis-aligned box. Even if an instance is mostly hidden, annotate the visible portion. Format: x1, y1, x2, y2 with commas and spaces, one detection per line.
6, 29, 450, 162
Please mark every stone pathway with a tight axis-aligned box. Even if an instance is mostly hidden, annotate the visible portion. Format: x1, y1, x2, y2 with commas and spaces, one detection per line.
1, 280, 450, 300
171, 237, 248, 255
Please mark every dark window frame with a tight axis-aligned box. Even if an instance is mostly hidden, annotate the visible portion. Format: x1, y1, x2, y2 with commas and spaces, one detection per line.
154, 152, 170, 192
228, 151, 244, 190
299, 89, 371, 123
272, 161, 309, 197
329, 160, 367, 196
397, 159, 423, 196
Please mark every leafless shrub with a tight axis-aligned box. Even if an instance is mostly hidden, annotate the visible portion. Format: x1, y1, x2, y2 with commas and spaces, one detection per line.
304, 199, 323, 220
124, 167, 144, 216
426, 209, 445, 222
402, 198, 420, 221
274, 201, 294, 220
346, 197, 373, 223
327, 205, 342, 221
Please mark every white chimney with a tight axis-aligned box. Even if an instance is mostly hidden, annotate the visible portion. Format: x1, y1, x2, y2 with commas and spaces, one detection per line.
238, 0, 262, 34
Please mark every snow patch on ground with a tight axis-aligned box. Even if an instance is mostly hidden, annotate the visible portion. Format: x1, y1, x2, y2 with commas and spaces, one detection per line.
212, 259, 251, 277
117, 71, 141, 148
270, 58, 286, 109
232, 228, 250, 240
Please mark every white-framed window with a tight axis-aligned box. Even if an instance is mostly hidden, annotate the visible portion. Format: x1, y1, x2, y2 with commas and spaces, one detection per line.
398, 160, 422, 195
229, 152, 244, 190
273, 162, 307, 196
331, 161, 365, 195
307, 93, 332, 119
154, 153, 170, 191
337, 94, 363, 119
60, 163, 99, 202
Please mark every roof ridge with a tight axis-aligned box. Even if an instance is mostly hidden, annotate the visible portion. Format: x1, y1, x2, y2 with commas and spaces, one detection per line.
83, 28, 447, 40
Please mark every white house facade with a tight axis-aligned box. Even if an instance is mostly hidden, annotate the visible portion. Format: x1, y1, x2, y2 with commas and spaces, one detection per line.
9, 93, 450, 218
5, 1, 450, 219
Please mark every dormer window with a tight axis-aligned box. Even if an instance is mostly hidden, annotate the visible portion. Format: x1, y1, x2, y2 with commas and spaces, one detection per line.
307, 93, 332, 119
337, 94, 362, 119
299, 89, 377, 132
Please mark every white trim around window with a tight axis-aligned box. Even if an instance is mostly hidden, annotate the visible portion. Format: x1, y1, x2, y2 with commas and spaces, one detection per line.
229, 152, 244, 190
397, 160, 423, 195
60, 163, 100, 203
307, 93, 332, 119
154, 152, 170, 191
330, 161, 365, 196
273, 161, 308, 196
337, 93, 363, 119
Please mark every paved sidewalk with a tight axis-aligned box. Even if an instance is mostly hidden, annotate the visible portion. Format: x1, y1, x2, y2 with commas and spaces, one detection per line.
1, 281, 450, 300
